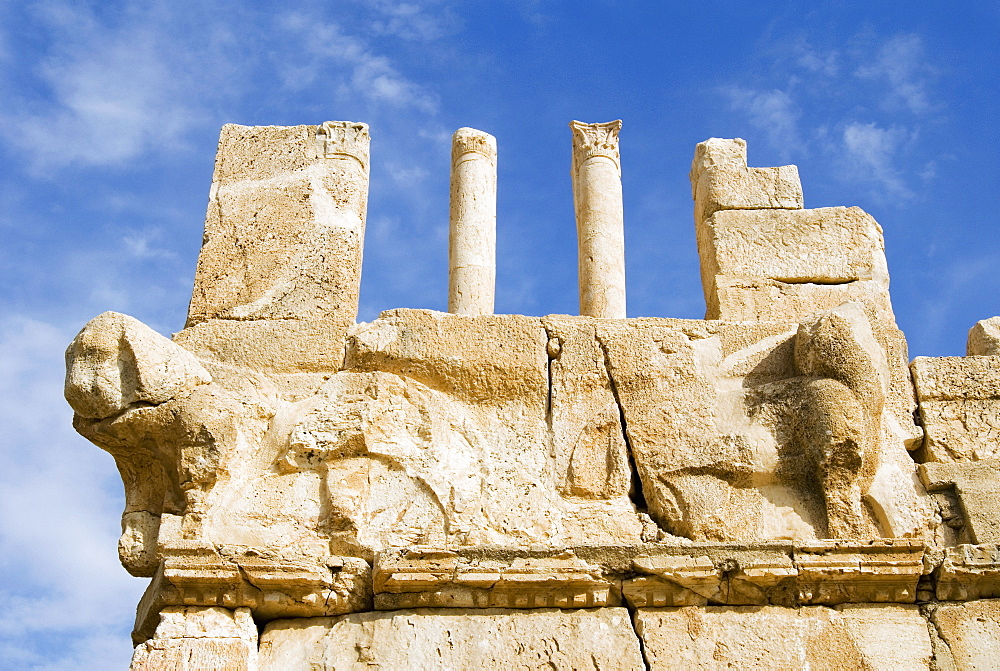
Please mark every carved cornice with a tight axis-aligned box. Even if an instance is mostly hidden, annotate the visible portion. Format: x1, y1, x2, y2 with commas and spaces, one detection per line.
318, 121, 370, 171
451, 127, 497, 165
570, 119, 622, 172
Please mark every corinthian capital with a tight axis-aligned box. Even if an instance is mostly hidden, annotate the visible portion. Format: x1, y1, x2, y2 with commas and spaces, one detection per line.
452, 127, 497, 164
318, 121, 370, 171
570, 120, 622, 172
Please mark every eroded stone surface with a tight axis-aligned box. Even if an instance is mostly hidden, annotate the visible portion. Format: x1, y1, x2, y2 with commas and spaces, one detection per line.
64, 129, 981, 668
635, 604, 932, 670
66, 311, 212, 420
258, 608, 644, 670
187, 122, 369, 334
912, 356, 1000, 462
968, 317, 1000, 356
930, 599, 1000, 669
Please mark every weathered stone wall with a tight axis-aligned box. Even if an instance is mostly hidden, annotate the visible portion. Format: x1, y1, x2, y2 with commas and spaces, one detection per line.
64, 124, 1000, 669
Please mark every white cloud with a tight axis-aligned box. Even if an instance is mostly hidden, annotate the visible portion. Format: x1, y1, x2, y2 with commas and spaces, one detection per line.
364, 0, 460, 41
723, 31, 942, 204
122, 228, 176, 261
856, 34, 934, 115
841, 121, 913, 199
0, 3, 215, 171
279, 13, 437, 113
728, 87, 801, 157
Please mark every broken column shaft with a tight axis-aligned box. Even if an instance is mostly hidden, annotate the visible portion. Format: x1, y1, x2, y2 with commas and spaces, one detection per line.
449, 127, 497, 316
570, 120, 626, 319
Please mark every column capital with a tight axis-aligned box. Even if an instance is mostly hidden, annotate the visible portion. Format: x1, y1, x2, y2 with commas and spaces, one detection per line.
452, 127, 497, 164
318, 121, 370, 171
570, 120, 622, 172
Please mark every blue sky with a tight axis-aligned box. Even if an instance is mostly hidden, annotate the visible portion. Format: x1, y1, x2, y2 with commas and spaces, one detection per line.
0, 1, 997, 667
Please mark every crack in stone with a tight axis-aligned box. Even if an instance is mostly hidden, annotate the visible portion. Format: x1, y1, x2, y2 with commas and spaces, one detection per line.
595, 330, 648, 514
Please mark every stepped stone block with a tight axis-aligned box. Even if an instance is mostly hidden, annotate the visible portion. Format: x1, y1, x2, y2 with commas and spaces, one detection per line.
690, 137, 803, 228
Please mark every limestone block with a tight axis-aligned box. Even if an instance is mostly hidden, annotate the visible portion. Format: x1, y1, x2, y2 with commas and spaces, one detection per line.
345, 309, 549, 405
709, 276, 890, 323
921, 461, 1000, 543
65, 311, 212, 419
130, 606, 257, 671
187, 122, 369, 329
931, 599, 1000, 669
258, 608, 645, 670
595, 317, 929, 542
634, 603, 931, 670
173, 319, 349, 376
968, 316, 1000, 355
595, 318, 823, 542
690, 137, 803, 227
912, 356, 1000, 461
697, 207, 888, 314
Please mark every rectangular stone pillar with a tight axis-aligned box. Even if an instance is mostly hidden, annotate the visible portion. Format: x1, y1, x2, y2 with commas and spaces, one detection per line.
571, 120, 626, 319
130, 606, 258, 670
187, 121, 369, 329
449, 127, 497, 316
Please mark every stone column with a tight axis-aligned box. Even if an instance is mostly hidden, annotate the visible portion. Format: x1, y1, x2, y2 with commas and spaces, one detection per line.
449, 127, 497, 315
570, 120, 626, 319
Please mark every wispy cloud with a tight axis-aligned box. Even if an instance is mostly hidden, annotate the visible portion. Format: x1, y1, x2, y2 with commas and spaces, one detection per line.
363, 0, 461, 41
278, 12, 438, 113
841, 121, 913, 198
0, 3, 222, 171
856, 34, 936, 114
723, 32, 940, 204
728, 88, 801, 158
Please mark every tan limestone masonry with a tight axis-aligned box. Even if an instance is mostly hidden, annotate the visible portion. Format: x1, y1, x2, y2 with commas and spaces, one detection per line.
65, 123, 1000, 669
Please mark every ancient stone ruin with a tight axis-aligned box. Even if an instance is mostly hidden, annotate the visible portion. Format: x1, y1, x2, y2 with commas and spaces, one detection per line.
66, 120, 1000, 669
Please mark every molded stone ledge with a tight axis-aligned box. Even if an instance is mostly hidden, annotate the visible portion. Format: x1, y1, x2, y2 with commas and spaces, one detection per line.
373, 547, 618, 610
936, 544, 1000, 601
371, 543, 930, 613
623, 544, 797, 607
794, 540, 924, 605
134, 544, 371, 643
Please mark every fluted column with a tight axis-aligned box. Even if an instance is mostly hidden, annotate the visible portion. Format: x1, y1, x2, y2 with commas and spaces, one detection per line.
570, 120, 626, 319
449, 127, 497, 315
